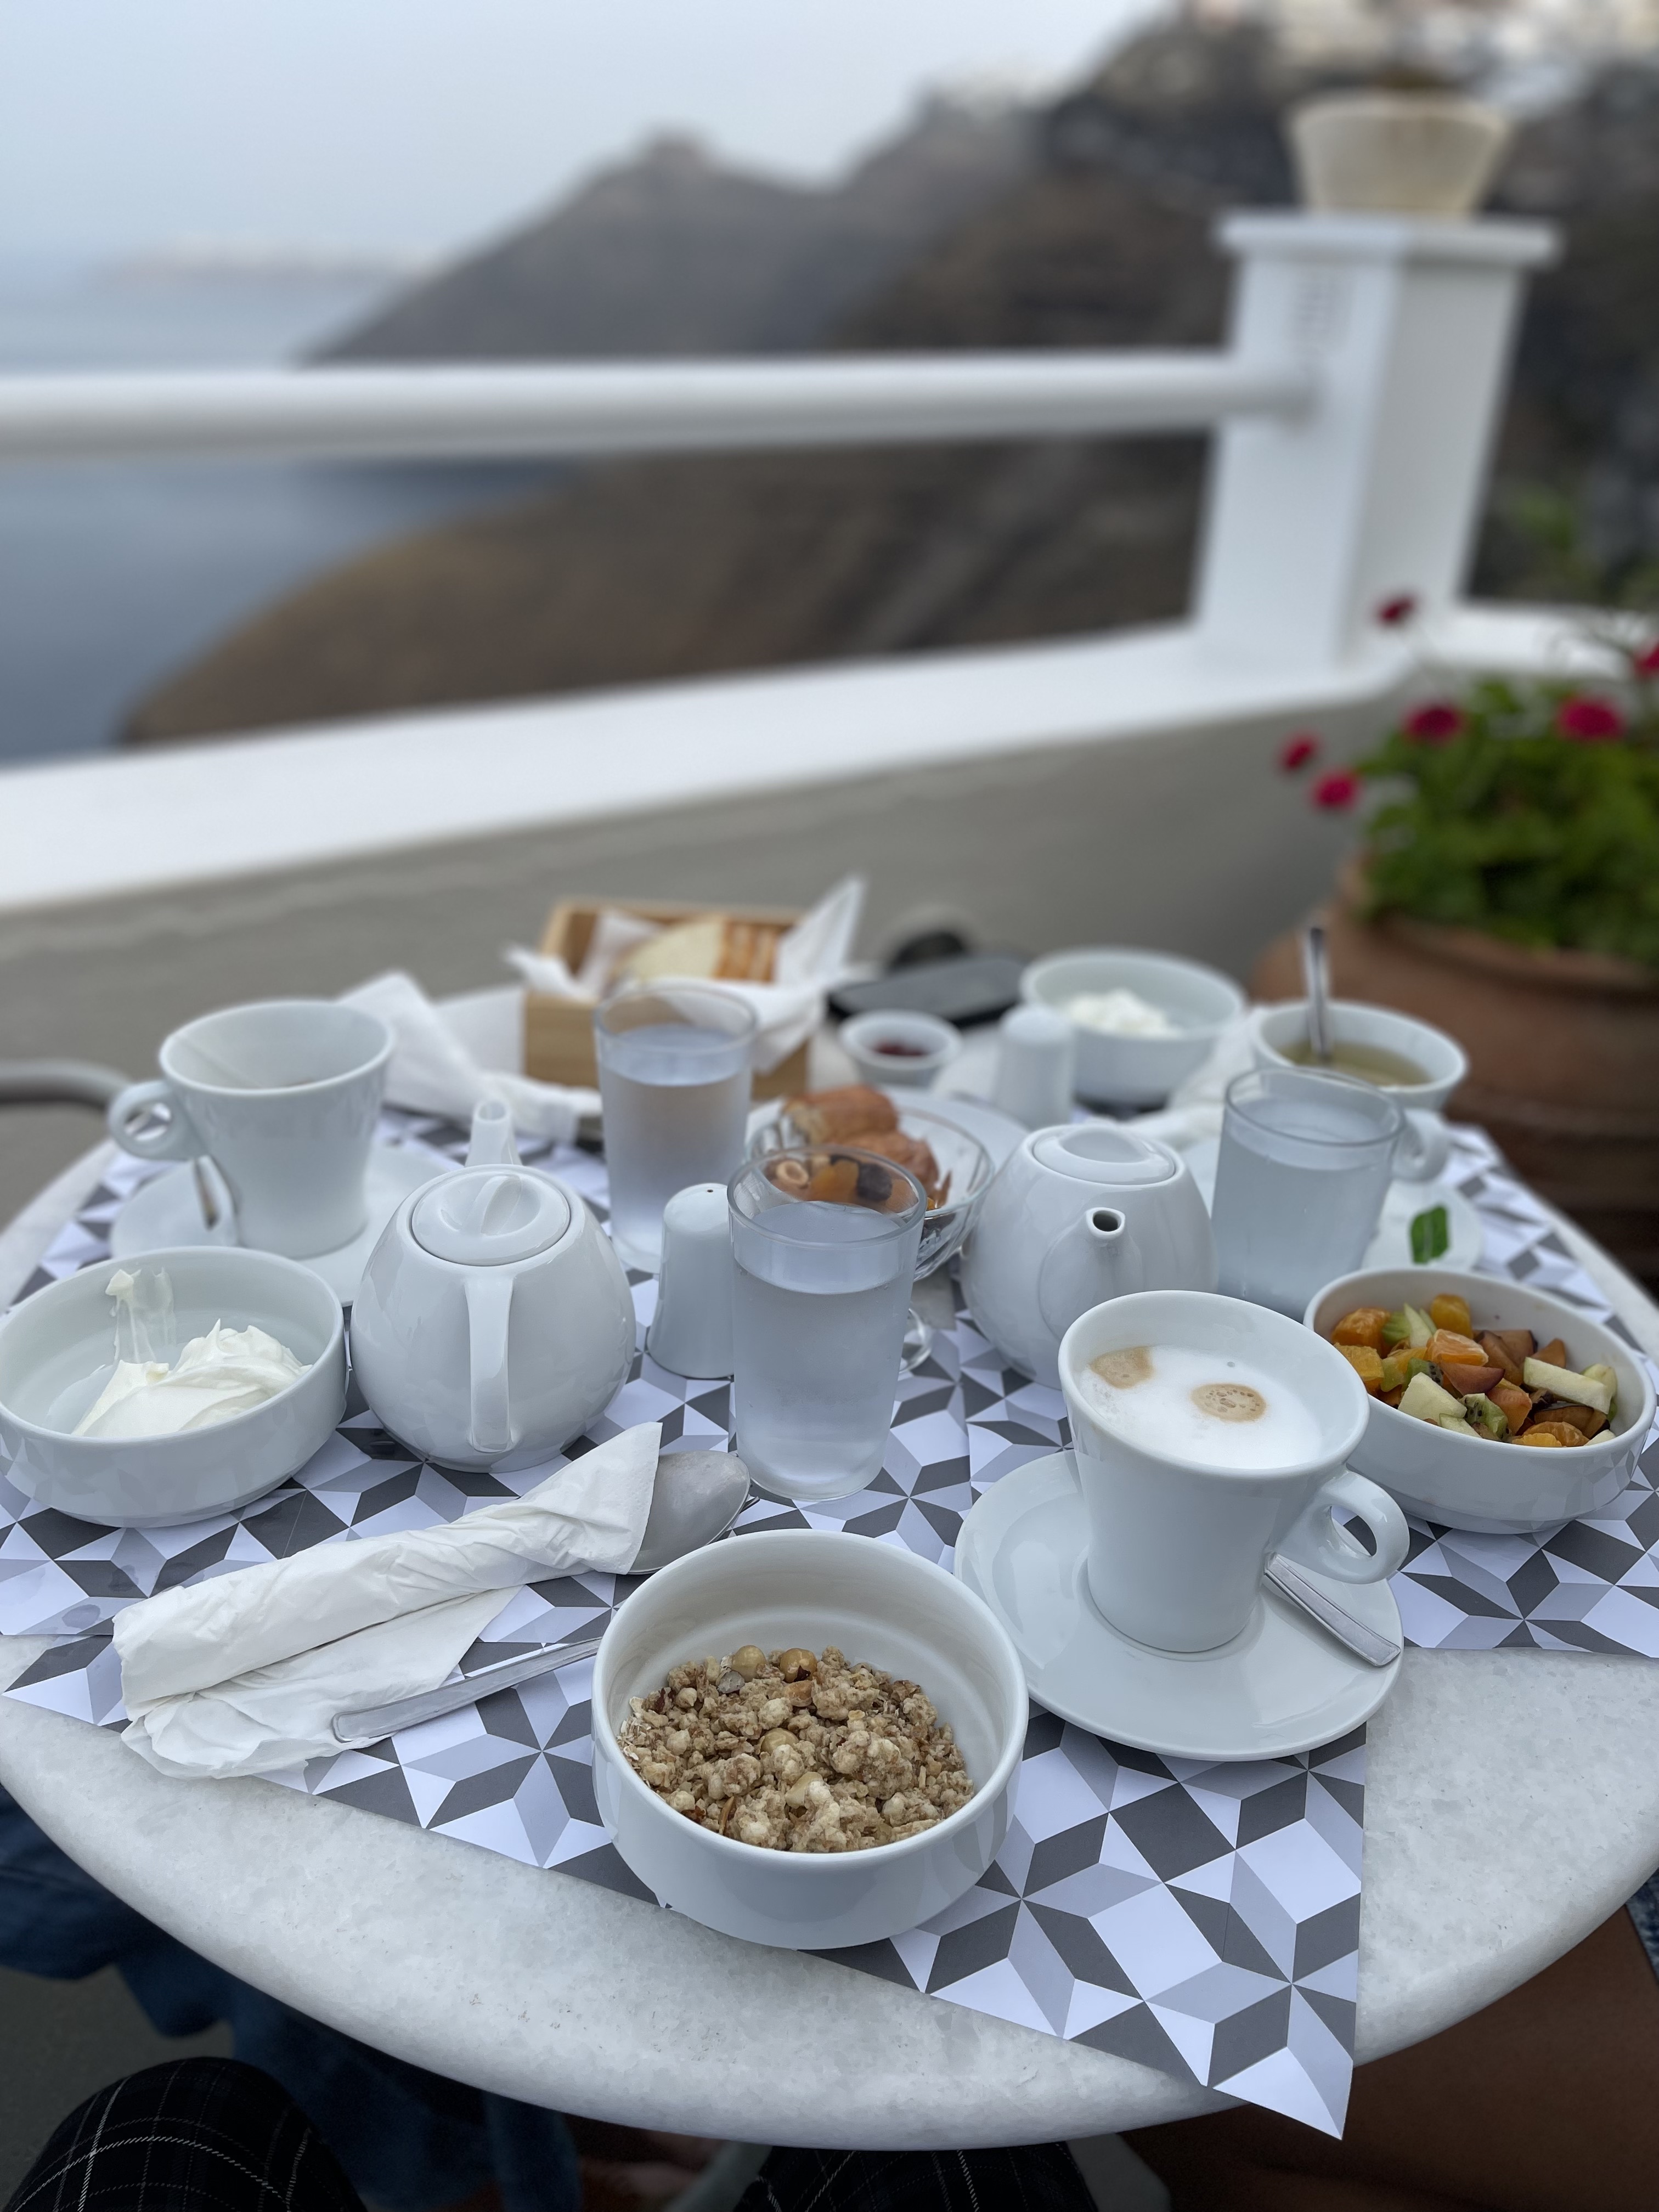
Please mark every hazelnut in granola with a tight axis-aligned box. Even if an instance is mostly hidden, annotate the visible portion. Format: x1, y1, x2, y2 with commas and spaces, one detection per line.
619, 1643, 975, 1852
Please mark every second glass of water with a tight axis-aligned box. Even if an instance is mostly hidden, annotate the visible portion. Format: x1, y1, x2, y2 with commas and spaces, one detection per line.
729, 1147, 926, 1502
1210, 1066, 1403, 1316
595, 981, 757, 1271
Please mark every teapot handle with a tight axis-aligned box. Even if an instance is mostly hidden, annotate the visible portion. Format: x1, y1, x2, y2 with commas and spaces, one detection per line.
465, 1272, 516, 1459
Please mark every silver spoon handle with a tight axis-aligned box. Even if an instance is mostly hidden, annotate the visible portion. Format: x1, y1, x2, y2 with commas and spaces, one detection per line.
1265, 1558, 1400, 1668
334, 1634, 603, 1743
1301, 922, 1334, 1065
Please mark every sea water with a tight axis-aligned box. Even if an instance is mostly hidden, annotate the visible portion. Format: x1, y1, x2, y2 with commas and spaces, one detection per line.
1076, 1342, 1321, 1470
731, 1200, 916, 1500
1210, 1084, 1394, 1315
597, 1022, 751, 1269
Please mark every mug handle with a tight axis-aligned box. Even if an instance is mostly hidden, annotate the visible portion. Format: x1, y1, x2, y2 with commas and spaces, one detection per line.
106, 1079, 201, 1164
1280, 1467, 1409, 1586
1393, 1108, 1451, 1184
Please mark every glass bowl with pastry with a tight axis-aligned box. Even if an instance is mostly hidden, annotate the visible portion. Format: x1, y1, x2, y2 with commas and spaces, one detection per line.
747, 1084, 993, 1368
1306, 1266, 1656, 1534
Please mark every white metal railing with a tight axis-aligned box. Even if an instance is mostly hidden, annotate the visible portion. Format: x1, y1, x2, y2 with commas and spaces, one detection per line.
0, 211, 1564, 917
0, 354, 1312, 466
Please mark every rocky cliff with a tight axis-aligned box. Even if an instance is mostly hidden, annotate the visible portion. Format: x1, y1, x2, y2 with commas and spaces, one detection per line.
124, 24, 1659, 746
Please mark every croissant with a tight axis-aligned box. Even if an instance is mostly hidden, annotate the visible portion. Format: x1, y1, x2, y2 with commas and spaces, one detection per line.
783, 1085, 899, 1145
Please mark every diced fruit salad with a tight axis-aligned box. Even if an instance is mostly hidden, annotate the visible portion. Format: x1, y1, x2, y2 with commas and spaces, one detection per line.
1324, 1291, 1618, 1448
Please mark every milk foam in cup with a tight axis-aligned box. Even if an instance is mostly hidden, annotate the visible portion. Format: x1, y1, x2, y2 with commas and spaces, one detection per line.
1075, 1342, 1321, 1471
1059, 1289, 1410, 1654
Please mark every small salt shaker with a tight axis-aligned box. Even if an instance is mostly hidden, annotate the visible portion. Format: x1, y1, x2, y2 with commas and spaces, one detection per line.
646, 1183, 734, 1379
991, 1004, 1076, 1128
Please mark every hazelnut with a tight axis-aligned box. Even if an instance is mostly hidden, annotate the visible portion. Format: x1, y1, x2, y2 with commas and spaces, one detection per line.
728, 1645, 766, 1679
778, 1649, 818, 1681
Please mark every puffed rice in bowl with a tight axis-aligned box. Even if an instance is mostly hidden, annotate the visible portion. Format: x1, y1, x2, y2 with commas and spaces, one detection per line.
590, 1528, 1026, 1950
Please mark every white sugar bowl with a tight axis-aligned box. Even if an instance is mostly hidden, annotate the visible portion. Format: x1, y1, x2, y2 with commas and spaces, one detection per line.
351, 1113, 634, 1469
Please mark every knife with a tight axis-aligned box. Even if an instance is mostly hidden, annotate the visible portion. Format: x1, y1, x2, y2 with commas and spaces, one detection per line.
335, 1634, 603, 1744
1265, 1557, 1401, 1668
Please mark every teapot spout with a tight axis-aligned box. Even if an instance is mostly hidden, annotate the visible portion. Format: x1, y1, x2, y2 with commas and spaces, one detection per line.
1037, 1205, 1146, 1341
466, 1098, 521, 1168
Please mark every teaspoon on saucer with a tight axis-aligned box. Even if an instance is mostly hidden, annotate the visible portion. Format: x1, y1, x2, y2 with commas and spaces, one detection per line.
332, 1449, 751, 1743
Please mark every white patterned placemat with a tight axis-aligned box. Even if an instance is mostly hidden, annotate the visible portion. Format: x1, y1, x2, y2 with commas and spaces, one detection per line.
2, 1114, 1654, 2136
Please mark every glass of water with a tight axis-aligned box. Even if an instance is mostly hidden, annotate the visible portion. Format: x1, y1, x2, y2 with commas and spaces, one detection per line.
729, 1147, 926, 1502
1211, 1066, 1403, 1316
595, 981, 757, 1271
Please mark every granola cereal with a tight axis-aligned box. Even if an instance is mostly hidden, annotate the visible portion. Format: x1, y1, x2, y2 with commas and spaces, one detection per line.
618, 1643, 975, 1852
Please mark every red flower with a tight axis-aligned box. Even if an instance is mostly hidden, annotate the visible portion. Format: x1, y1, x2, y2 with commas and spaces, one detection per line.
1634, 640, 1659, 679
1279, 732, 1321, 772
1403, 701, 1464, 743
1376, 592, 1419, 627
1556, 695, 1625, 742
1312, 769, 1362, 811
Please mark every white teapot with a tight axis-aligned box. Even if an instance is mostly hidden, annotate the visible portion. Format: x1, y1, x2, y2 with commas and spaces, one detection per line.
960, 1122, 1217, 1387
350, 1103, 635, 1469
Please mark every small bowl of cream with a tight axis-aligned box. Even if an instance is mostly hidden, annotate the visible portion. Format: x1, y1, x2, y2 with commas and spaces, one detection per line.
0, 1248, 346, 1527
1022, 948, 1246, 1108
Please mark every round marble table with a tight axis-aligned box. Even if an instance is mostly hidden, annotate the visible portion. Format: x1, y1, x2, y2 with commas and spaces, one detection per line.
2, 1143, 1659, 2149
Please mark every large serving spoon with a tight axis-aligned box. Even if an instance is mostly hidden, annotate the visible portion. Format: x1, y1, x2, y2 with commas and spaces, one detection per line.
332, 1449, 752, 1743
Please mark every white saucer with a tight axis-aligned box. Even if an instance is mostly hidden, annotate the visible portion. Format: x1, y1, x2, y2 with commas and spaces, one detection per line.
110, 1143, 452, 1305
1180, 1135, 1483, 1274
954, 1451, 1402, 1761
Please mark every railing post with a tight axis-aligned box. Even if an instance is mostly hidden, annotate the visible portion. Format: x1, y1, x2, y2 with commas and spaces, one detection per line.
1195, 211, 1557, 668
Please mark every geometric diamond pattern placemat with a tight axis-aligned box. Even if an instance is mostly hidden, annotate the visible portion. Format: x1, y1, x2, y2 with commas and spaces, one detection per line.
2, 1113, 1652, 2136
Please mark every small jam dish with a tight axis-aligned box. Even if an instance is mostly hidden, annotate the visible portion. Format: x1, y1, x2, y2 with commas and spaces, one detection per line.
0, 1248, 346, 1527
590, 1528, 1026, 1950
1306, 1266, 1655, 1534
1022, 948, 1245, 1107
839, 1010, 962, 1090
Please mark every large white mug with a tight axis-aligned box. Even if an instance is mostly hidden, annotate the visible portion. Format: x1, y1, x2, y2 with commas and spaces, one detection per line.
1058, 1289, 1409, 1654
107, 1000, 393, 1259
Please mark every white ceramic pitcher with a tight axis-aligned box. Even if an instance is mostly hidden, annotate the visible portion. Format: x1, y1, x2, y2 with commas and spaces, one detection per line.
349, 1103, 635, 1469
959, 1122, 1217, 1387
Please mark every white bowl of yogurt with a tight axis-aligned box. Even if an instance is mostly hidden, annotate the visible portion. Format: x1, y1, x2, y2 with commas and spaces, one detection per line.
0, 1248, 346, 1526
1022, 947, 1246, 1107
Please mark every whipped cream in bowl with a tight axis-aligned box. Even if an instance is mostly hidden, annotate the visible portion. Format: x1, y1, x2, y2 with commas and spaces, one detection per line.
68, 1268, 310, 1441
0, 1248, 346, 1530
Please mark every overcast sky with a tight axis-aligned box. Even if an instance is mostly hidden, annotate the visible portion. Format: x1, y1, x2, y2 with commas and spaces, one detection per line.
0, 0, 1154, 267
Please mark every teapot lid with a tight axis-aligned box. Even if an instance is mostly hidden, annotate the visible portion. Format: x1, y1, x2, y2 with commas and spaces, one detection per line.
1030, 1123, 1176, 1186
411, 1167, 572, 1266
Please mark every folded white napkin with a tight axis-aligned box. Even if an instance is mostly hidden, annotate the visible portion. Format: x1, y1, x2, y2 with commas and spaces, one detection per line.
504, 874, 865, 1077
116, 1423, 660, 1780
340, 970, 600, 1143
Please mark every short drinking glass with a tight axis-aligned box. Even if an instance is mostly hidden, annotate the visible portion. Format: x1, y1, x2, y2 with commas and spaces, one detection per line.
595, 981, 757, 1271
1211, 1066, 1402, 1316
729, 1147, 926, 1502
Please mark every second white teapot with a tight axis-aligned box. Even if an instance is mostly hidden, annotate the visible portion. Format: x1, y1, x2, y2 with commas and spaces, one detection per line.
960, 1122, 1217, 1387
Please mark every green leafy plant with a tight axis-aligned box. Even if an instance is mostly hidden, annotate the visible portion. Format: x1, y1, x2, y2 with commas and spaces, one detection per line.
1279, 644, 1659, 967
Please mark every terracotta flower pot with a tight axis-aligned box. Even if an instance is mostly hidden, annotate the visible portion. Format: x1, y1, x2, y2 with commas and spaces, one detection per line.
1252, 868, 1659, 1283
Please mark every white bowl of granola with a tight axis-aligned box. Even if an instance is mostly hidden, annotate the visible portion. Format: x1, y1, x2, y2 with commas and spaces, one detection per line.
590, 1529, 1026, 1950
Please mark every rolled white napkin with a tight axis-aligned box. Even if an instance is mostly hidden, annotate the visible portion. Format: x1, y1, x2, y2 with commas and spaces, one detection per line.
117, 1423, 660, 1780
340, 969, 600, 1142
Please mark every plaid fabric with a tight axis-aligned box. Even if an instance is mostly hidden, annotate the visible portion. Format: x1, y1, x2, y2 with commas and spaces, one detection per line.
739, 2144, 1095, 2212
4, 2060, 362, 2212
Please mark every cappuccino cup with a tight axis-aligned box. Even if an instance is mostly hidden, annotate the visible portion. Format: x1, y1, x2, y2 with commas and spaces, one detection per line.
108, 1000, 393, 1259
1058, 1289, 1408, 1654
